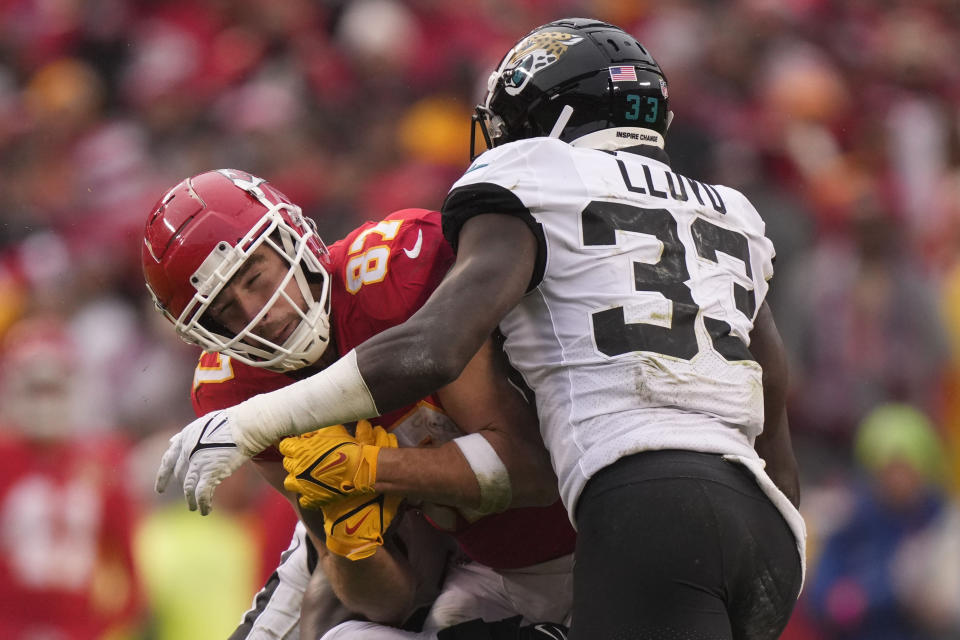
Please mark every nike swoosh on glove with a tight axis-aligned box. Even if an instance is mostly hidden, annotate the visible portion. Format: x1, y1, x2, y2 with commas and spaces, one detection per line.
279, 420, 398, 510
155, 410, 250, 515
321, 491, 403, 561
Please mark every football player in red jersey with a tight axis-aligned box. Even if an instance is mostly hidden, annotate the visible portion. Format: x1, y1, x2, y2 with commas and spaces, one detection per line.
0, 318, 143, 639
143, 169, 575, 638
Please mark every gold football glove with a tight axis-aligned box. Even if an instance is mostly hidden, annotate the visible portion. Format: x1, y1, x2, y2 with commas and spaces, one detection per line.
321, 490, 403, 561
279, 420, 398, 510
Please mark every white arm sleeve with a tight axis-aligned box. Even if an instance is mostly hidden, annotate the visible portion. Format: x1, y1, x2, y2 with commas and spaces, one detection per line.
229, 350, 379, 455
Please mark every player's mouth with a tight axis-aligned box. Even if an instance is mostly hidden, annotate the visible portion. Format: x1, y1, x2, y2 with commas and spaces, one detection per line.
274, 320, 296, 345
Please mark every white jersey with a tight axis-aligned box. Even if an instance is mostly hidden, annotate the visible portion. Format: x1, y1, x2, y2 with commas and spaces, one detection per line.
444, 136, 777, 521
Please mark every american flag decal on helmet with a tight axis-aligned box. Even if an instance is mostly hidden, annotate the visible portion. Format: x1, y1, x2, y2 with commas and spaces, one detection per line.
608, 66, 637, 82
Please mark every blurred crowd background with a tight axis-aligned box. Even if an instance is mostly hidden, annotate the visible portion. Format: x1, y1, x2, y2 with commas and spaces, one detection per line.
0, 0, 959, 638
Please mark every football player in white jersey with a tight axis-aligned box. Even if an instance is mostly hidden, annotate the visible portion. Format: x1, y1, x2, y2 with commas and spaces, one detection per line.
158, 18, 805, 639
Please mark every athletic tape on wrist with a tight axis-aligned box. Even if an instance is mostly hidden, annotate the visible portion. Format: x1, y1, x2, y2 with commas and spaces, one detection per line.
231, 349, 379, 455
453, 433, 512, 514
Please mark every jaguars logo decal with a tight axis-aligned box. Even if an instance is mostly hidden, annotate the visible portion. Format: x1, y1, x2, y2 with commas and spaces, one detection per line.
501, 31, 584, 96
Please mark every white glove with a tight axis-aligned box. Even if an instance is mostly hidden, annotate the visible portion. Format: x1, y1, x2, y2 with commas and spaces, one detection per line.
154, 410, 251, 515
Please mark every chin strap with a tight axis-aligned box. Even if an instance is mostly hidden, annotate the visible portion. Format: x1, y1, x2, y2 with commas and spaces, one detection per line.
548, 105, 575, 138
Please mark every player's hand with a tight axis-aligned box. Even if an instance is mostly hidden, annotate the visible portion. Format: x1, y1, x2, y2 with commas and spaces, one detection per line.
155, 410, 250, 515
279, 420, 398, 510
321, 491, 403, 561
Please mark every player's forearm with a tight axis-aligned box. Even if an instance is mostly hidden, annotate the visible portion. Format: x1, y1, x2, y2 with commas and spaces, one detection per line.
300, 563, 353, 639
747, 301, 799, 506
754, 407, 800, 507
356, 316, 479, 412
453, 424, 558, 509
431, 335, 559, 510
374, 445, 480, 506
320, 546, 416, 624
755, 400, 800, 506
374, 435, 556, 511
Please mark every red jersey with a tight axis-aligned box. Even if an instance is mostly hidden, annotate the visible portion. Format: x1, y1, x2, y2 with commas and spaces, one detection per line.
0, 432, 142, 639
192, 209, 575, 570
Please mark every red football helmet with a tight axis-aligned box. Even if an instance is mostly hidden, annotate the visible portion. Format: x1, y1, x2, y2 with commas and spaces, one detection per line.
142, 169, 332, 371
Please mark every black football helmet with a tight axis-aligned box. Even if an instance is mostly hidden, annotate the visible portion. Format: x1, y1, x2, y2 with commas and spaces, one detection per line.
471, 18, 670, 159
